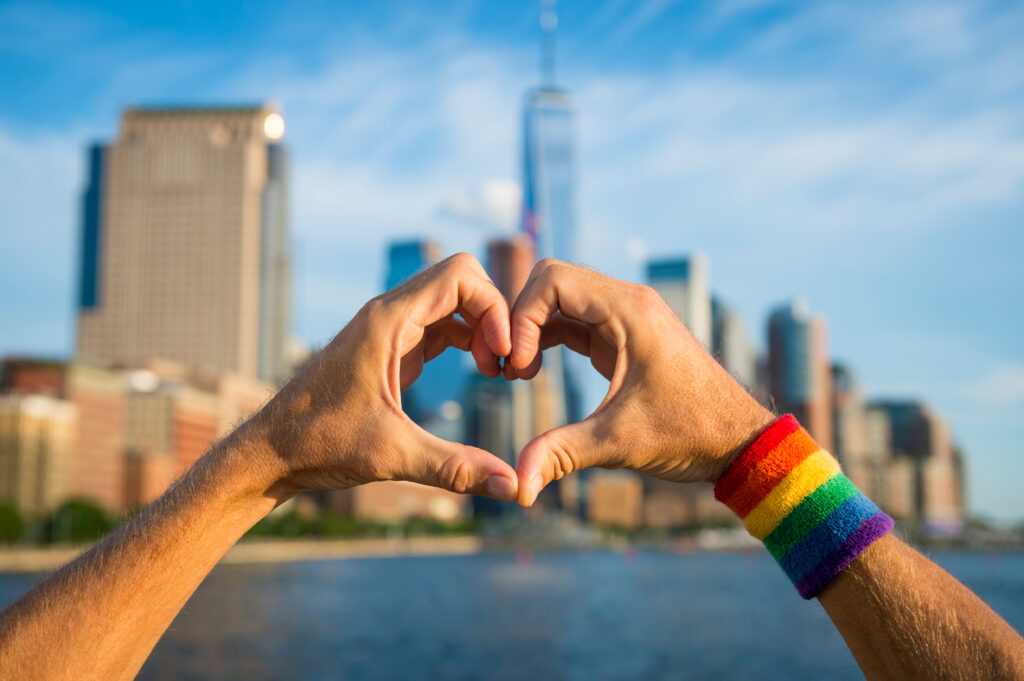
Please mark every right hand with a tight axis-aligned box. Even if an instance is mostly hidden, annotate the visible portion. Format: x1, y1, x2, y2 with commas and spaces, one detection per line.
506, 259, 774, 506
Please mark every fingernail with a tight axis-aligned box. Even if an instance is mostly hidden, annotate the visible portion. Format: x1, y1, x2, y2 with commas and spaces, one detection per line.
529, 475, 544, 504
485, 475, 517, 501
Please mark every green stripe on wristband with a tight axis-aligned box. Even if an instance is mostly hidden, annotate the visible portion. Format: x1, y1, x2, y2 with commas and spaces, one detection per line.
763, 473, 860, 562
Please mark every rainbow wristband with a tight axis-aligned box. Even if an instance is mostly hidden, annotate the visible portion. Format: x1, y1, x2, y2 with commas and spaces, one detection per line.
714, 415, 894, 599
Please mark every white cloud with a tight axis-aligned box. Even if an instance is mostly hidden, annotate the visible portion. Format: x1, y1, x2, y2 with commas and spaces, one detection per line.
438, 178, 522, 231
624, 237, 648, 264
576, 69, 1024, 249
969, 365, 1024, 406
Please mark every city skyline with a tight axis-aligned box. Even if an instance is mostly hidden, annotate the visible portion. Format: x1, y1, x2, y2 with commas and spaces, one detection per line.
0, 0, 1022, 520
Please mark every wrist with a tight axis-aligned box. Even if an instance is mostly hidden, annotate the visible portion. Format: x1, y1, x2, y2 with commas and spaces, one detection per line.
704, 399, 776, 484
208, 416, 296, 513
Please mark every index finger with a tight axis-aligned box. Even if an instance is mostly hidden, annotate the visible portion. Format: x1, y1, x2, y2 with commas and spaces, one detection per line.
392, 252, 512, 370
509, 259, 623, 370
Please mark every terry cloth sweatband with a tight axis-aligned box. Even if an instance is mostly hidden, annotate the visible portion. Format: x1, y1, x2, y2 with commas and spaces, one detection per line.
714, 414, 894, 599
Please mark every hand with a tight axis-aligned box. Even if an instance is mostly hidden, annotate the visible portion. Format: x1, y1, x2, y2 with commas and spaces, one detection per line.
249, 252, 519, 503
506, 259, 774, 506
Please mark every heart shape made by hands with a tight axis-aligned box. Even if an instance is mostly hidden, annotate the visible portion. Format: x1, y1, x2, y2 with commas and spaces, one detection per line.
393, 257, 773, 507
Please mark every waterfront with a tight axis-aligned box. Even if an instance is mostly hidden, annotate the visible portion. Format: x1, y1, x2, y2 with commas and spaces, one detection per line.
1, 549, 1021, 680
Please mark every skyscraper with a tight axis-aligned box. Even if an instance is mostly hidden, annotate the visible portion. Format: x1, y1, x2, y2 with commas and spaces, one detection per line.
712, 296, 757, 388
642, 256, 730, 529
486, 235, 561, 457
870, 400, 964, 533
521, 86, 576, 265
465, 236, 536, 517
519, 0, 583, 426
76, 105, 291, 384
832, 363, 873, 490
648, 255, 712, 350
385, 240, 442, 291
384, 239, 465, 428
767, 300, 833, 451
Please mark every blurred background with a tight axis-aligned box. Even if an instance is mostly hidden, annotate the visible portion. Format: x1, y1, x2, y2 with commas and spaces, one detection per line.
1, 1, 1023, 678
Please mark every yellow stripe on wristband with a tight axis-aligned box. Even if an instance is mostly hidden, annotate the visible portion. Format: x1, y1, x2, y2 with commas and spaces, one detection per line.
743, 450, 841, 539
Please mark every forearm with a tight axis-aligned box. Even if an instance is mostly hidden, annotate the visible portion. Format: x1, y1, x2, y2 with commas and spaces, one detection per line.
819, 534, 1024, 681
0, 421, 284, 681
715, 413, 1024, 681
0, 253, 519, 680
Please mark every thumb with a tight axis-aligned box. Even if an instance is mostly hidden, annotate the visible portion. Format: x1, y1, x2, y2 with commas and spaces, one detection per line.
403, 427, 519, 502
515, 417, 613, 507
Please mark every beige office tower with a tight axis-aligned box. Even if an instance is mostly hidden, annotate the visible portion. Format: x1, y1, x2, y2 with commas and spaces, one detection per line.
76, 105, 291, 384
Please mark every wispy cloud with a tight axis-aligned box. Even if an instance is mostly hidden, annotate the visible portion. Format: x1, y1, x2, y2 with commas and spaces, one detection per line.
969, 364, 1024, 406
439, 178, 521, 232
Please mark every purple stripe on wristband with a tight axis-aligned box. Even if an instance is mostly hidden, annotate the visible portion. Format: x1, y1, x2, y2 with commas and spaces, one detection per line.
795, 512, 895, 599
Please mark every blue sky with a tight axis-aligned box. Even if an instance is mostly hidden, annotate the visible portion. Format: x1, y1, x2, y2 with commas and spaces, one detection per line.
1, 0, 1023, 520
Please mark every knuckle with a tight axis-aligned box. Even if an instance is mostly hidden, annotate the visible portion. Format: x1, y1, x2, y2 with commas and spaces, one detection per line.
532, 258, 561, 282
437, 455, 473, 494
537, 261, 565, 286
360, 296, 390, 329
448, 251, 475, 265
445, 252, 477, 274
535, 257, 559, 271
634, 284, 664, 311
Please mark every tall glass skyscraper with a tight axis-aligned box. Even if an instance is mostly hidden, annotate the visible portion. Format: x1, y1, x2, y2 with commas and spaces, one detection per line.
514, 4, 583, 512
521, 87, 576, 266
520, 87, 582, 430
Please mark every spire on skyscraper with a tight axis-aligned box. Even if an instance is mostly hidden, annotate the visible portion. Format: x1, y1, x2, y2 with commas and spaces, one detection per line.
540, 0, 558, 88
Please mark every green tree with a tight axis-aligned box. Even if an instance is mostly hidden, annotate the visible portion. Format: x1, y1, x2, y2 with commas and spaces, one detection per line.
0, 503, 25, 544
48, 499, 117, 544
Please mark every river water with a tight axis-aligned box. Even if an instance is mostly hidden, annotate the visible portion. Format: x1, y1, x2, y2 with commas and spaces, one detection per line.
1, 549, 1022, 680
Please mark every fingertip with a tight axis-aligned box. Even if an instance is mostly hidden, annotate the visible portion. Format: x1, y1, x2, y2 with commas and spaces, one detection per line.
471, 328, 502, 378
521, 352, 543, 380
509, 316, 538, 370
478, 356, 502, 378
514, 443, 545, 506
485, 474, 518, 502
483, 305, 512, 359
510, 341, 534, 371
526, 474, 544, 506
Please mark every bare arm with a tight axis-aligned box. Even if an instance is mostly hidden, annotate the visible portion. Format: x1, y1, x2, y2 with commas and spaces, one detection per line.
0, 253, 519, 681
820, 534, 1024, 680
0, 427, 279, 679
507, 258, 1024, 681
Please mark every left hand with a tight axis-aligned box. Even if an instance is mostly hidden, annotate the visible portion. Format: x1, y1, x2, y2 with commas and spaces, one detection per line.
245, 252, 519, 503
